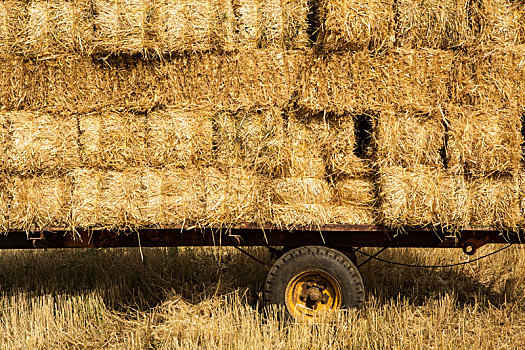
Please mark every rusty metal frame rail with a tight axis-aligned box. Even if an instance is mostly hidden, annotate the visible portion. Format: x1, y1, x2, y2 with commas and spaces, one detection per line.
0, 224, 522, 251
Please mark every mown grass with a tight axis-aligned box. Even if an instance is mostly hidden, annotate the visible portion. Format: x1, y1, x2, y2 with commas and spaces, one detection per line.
0, 245, 523, 349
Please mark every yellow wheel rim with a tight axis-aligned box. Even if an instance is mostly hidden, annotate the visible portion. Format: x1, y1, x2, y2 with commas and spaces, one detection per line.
285, 269, 342, 319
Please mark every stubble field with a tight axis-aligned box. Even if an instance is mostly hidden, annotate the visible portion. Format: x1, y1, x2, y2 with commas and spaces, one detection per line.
0, 245, 522, 349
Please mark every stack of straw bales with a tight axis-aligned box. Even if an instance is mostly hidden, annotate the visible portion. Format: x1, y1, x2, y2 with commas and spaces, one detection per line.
269, 112, 376, 227
445, 105, 522, 229
374, 107, 470, 229
270, 114, 331, 226
1, 0, 525, 234
0, 50, 307, 113
71, 167, 206, 229
0, 0, 312, 57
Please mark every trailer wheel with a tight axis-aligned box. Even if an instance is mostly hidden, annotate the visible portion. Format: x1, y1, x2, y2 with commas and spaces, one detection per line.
264, 246, 364, 319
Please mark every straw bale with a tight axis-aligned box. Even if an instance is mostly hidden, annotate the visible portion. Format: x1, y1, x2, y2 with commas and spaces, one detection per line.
328, 205, 376, 225
70, 168, 103, 228
433, 174, 470, 230
375, 109, 445, 168
281, 114, 331, 178
271, 177, 332, 204
318, 0, 395, 52
8, 175, 72, 231
520, 170, 525, 226
23, 0, 93, 57
0, 51, 305, 112
281, 0, 310, 49
470, 0, 525, 47
270, 176, 331, 227
469, 175, 520, 229
0, 2, 7, 54
157, 0, 237, 53
379, 166, 469, 229
450, 46, 525, 108
147, 108, 213, 168
395, 0, 472, 49
161, 167, 206, 226
324, 112, 373, 177
93, 0, 156, 54
0, 113, 9, 171
71, 167, 205, 229
271, 204, 332, 227
232, 0, 310, 49
95, 168, 147, 228
0, 174, 9, 233
214, 108, 284, 174
78, 111, 147, 170
6, 112, 79, 175
333, 177, 375, 206
233, 0, 258, 48
447, 106, 521, 176
204, 167, 268, 225
257, 0, 283, 48
329, 176, 376, 223
0, 0, 27, 55
297, 49, 454, 113
156, 0, 212, 52
269, 176, 375, 226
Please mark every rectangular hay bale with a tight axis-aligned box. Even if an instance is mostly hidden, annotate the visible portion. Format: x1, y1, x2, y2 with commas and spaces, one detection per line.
0, 113, 9, 171
71, 167, 205, 229
375, 108, 445, 168
147, 108, 213, 168
213, 108, 284, 174
447, 106, 522, 176
97, 168, 146, 228
160, 167, 206, 226
0, 51, 306, 112
0, 174, 8, 233
469, 175, 520, 229
395, 0, 472, 49
282, 114, 330, 178
7, 112, 79, 175
330, 177, 376, 225
156, 0, 236, 52
333, 177, 375, 206
379, 166, 469, 229
471, 0, 525, 47
450, 46, 525, 108
318, 0, 395, 52
204, 167, 268, 225
232, 0, 310, 49
78, 111, 147, 170
93, 0, 156, 54
24, 0, 93, 56
8, 175, 72, 231
0, 0, 28, 55
297, 49, 454, 113
270, 177, 333, 227
328, 205, 376, 225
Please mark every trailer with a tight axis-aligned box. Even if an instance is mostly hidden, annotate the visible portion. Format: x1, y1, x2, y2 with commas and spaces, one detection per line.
2, 225, 521, 319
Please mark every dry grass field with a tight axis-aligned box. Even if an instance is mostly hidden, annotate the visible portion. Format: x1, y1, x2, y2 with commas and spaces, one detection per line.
0, 245, 522, 349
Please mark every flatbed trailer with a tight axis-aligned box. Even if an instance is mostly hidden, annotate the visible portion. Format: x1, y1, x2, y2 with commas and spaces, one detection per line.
2, 225, 522, 319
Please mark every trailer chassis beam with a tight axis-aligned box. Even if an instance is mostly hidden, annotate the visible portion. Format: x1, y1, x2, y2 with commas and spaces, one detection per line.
0, 225, 521, 250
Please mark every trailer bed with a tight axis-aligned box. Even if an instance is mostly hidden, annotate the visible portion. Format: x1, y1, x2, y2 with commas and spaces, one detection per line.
2, 225, 522, 255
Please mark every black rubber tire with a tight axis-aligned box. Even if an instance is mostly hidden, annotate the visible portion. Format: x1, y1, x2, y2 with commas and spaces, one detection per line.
263, 246, 364, 316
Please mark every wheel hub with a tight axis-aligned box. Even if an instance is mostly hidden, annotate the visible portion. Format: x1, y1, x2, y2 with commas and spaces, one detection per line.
285, 269, 342, 318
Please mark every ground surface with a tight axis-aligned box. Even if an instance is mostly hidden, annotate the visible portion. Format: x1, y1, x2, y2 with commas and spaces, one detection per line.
0, 245, 523, 349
